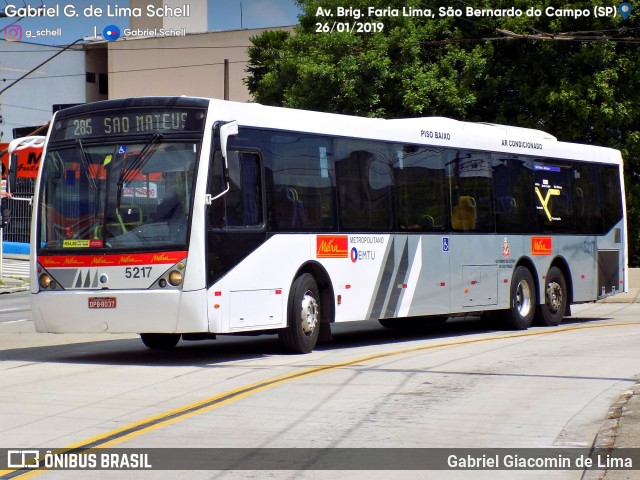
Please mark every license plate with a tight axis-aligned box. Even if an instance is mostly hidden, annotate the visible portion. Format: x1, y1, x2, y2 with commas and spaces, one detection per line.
88, 297, 117, 309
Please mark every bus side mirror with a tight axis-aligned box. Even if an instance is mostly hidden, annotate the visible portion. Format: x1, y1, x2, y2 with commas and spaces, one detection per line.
220, 121, 238, 162
207, 121, 238, 204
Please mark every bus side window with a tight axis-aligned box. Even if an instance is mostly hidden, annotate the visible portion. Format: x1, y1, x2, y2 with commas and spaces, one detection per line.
447, 150, 494, 233
335, 139, 394, 232
268, 134, 336, 231
534, 160, 575, 233
492, 155, 536, 234
573, 163, 604, 234
601, 164, 623, 233
209, 151, 263, 228
394, 145, 446, 232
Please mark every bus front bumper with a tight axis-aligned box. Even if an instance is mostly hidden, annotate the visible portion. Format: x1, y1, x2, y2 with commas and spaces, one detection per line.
31, 289, 208, 334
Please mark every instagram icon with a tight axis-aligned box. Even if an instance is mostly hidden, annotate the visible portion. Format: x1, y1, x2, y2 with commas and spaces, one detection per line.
4, 24, 23, 41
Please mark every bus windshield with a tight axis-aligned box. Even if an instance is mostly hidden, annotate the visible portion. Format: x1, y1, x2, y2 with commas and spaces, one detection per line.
38, 140, 199, 251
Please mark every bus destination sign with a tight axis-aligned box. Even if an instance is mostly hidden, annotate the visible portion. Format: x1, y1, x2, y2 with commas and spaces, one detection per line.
52, 108, 207, 141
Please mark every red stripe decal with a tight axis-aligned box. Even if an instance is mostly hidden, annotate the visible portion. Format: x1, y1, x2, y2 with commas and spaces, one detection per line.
38, 251, 188, 268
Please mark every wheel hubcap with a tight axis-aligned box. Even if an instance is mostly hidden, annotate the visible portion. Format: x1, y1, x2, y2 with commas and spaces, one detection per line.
546, 282, 563, 313
300, 291, 319, 335
516, 280, 532, 317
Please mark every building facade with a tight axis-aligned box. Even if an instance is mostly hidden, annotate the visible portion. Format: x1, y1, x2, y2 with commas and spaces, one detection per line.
107, 26, 292, 101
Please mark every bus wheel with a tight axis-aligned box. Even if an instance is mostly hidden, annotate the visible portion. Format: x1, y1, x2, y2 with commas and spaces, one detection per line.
536, 267, 567, 326
140, 333, 181, 350
279, 273, 320, 354
501, 266, 536, 330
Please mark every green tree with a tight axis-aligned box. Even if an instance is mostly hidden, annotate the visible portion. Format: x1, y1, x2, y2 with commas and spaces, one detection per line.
246, 0, 640, 266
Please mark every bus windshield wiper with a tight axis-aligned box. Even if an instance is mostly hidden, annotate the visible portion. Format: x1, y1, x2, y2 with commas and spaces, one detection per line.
76, 139, 97, 191
116, 133, 163, 215
118, 133, 163, 188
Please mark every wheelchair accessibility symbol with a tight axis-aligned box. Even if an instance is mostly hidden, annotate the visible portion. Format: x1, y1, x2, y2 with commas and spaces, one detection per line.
442, 237, 449, 253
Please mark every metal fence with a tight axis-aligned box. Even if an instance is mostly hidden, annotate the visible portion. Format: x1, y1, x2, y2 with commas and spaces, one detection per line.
4, 178, 35, 244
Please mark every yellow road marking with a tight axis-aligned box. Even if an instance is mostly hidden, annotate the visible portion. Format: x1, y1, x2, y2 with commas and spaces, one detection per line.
3, 320, 640, 478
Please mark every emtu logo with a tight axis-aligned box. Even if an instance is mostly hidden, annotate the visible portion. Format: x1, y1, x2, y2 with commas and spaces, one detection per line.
103, 25, 121, 41
3, 24, 23, 41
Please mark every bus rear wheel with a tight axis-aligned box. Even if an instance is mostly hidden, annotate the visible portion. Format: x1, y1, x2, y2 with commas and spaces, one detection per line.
140, 333, 181, 350
500, 266, 536, 330
279, 273, 320, 354
536, 267, 567, 326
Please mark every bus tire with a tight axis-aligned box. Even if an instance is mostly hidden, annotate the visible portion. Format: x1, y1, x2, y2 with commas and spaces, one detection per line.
140, 333, 181, 350
501, 266, 536, 330
536, 267, 567, 326
279, 273, 320, 354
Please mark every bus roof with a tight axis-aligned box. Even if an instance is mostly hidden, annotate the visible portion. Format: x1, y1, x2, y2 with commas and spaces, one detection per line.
52, 96, 623, 166
206, 98, 621, 165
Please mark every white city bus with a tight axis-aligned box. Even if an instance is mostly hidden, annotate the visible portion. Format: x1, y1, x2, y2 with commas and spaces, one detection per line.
29, 97, 627, 353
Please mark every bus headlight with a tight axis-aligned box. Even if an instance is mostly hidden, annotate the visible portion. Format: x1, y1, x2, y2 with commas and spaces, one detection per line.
39, 273, 52, 289
168, 271, 183, 286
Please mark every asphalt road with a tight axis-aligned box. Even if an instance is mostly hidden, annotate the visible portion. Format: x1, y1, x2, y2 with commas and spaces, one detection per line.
1, 298, 639, 480
0, 291, 31, 325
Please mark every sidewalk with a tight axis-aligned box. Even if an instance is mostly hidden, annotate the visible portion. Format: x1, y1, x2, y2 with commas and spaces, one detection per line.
592, 382, 640, 480
598, 288, 640, 303
0, 254, 30, 294
0, 275, 29, 294
598, 268, 640, 304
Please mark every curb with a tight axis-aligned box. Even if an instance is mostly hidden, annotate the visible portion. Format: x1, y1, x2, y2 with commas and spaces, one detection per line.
584, 382, 640, 480
0, 279, 30, 294
0, 285, 29, 294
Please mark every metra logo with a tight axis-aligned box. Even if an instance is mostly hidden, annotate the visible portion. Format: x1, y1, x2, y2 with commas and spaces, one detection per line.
152, 254, 174, 263
532, 237, 552, 256
316, 235, 348, 258
40, 258, 63, 267
91, 257, 115, 265
119, 255, 143, 264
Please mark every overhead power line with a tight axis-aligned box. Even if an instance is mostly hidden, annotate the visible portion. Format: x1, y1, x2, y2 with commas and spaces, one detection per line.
495, 28, 640, 43
0, 38, 84, 95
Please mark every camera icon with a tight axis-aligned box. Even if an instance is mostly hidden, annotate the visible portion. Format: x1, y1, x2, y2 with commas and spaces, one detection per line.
4, 24, 23, 42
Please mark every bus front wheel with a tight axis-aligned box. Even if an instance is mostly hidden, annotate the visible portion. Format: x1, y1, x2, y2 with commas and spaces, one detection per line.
501, 266, 536, 330
140, 333, 181, 350
279, 273, 320, 354
536, 267, 567, 326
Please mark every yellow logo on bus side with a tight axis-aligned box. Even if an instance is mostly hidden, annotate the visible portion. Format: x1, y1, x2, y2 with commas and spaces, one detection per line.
534, 187, 561, 222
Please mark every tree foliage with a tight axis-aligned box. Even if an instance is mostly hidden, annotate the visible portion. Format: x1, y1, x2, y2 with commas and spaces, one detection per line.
245, 0, 640, 266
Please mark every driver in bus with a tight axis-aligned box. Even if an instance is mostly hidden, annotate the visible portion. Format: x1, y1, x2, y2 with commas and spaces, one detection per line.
155, 173, 185, 220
